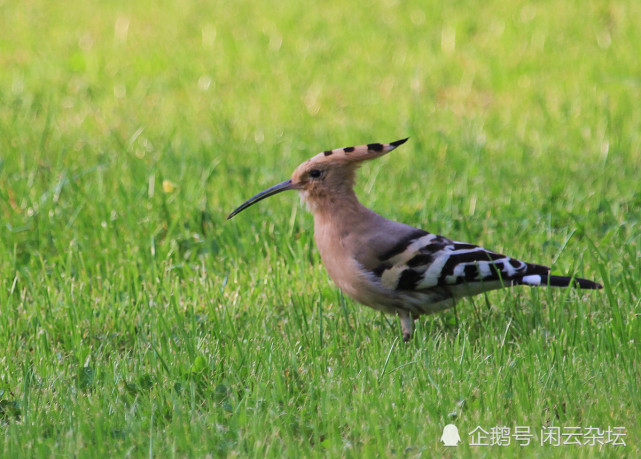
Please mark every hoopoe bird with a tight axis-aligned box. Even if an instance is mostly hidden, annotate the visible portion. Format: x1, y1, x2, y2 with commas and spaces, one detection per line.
227, 138, 602, 341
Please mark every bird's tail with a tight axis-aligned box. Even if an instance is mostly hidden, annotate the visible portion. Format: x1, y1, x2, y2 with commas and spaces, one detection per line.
515, 274, 602, 289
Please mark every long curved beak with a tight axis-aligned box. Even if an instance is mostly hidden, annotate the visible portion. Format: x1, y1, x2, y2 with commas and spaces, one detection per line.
227, 179, 297, 220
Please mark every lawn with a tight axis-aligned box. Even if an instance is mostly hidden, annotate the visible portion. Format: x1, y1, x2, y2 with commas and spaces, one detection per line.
1, 0, 640, 456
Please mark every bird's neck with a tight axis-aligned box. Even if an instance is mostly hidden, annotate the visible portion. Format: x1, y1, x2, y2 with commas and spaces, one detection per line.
302, 186, 366, 222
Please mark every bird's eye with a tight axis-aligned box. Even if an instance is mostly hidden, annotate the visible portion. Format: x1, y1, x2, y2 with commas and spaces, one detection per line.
309, 169, 323, 179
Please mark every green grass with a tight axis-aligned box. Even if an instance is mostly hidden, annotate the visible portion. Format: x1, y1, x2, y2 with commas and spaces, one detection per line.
1, 0, 640, 456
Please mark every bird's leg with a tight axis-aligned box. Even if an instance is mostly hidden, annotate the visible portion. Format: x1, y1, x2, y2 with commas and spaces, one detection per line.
400, 314, 414, 342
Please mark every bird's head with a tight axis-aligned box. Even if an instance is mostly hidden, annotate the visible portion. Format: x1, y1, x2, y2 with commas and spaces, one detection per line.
227, 138, 408, 219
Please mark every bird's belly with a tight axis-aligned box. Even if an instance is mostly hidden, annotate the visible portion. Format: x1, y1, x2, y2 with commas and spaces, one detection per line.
322, 254, 458, 316
316, 246, 398, 314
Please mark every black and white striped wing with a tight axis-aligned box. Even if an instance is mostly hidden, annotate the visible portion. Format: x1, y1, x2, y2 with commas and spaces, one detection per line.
373, 230, 548, 294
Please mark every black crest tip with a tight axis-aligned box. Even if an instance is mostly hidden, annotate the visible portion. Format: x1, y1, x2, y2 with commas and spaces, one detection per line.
390, 137, 409, 148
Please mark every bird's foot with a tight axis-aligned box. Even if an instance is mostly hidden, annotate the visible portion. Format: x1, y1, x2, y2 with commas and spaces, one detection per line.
400, 315, 414, 342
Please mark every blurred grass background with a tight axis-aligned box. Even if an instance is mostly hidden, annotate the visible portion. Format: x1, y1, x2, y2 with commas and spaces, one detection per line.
1, 0, 640, 456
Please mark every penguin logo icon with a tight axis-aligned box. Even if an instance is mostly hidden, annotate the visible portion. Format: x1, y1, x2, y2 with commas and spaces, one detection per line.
441, 424, 461, 446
